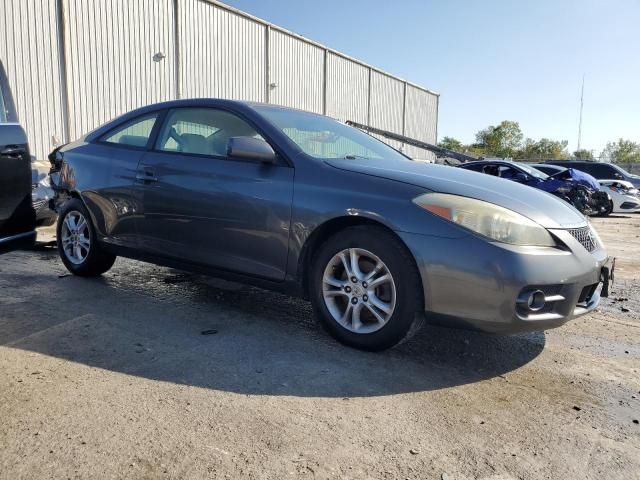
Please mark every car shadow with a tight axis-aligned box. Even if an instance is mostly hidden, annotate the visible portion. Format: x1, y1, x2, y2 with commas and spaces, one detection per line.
2, 252, 545, 398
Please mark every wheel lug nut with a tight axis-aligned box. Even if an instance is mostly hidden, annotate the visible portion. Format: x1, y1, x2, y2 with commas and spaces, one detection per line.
344, 286, 352, 293
351, 277, 357, 283
363, 295, 368, 302
351, 297, 358, 304
362, 282, 368, 288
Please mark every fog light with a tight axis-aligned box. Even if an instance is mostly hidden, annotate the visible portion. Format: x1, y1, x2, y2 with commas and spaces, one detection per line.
526, 290, 546, 312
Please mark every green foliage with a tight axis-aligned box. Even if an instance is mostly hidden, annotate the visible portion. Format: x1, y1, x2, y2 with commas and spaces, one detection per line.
520, 138, 570, 160
601, 139, 640, 164
473, 121, 523, 158
438, 136, 464, 152
572, 149, 594, 160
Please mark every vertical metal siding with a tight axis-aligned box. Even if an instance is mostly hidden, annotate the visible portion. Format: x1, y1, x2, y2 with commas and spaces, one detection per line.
0, 0, 66, 161
178, 0, 266, 101
404, 85, 438, 160
268, 30, 324, 114
63, 0, 176, 139
325, 53, 368, 124
369, 71, 404, 151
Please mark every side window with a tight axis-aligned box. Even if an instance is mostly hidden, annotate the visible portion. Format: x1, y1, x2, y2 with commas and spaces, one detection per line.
589, 164, 616, 179
101, 113, 158, 148
156, 108, 263, 156
575, 163, 594, 175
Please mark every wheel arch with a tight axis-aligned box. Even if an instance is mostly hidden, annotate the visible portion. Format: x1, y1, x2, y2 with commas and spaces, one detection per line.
298, 215, 423, 303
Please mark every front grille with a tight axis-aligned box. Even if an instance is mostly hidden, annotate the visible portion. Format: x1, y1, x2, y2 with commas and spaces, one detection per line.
569, 227, 598, 252
568, 226, 597, 252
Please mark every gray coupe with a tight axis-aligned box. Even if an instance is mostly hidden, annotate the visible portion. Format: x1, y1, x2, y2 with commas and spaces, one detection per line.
49, 99, 612, 350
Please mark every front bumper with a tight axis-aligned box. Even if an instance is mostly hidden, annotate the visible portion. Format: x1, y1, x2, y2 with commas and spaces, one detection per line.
398, 229, 613, 334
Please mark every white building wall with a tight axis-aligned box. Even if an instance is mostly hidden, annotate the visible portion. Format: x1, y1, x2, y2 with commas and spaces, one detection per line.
325, 53, 369, 124
268, 30, 324, 114
63, 0, 176, 139
178, 0, 266, 102
0, 0, 438, 161
0, 0, 66, 162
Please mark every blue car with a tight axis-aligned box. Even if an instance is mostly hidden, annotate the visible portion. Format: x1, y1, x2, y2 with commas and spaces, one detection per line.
459, 160, 612, 216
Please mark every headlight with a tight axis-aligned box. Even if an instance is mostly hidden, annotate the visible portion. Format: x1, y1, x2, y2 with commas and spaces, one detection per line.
413, 193, 556, 247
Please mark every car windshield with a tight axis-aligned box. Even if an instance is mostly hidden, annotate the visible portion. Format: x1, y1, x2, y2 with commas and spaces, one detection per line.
254, 106, 410, 161
516, 162, 549, 179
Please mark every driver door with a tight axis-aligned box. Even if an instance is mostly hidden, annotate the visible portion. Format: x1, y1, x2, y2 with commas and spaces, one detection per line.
135, 107, 294, 280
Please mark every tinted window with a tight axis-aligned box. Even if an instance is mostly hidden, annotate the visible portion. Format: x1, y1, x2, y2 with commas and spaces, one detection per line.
156, 108, 264, 156
255, 105, 409, 161
587, 163, 617, 179
102, 113, 158, 147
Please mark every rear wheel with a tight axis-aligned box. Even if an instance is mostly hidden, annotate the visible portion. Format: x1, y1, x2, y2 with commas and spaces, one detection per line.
310, 226, 424, 351
57, 198, 116, 276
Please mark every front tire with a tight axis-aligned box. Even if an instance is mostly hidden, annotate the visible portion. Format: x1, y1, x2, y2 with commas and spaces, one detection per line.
310, 226, 424, 351
57, 198, 116, 276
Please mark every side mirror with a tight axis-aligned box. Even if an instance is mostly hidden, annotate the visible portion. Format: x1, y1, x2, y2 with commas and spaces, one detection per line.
514, 172, 529, 182
227, 136, 277, 164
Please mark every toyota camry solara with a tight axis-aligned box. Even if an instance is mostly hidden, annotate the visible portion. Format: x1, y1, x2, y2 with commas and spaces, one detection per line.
49, 99, 613, 350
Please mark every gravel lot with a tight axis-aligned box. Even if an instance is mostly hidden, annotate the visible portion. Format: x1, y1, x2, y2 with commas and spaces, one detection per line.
1, 216, 639, 480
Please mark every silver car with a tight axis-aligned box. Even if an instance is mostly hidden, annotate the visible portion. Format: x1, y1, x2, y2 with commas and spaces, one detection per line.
49, 99, 613, 350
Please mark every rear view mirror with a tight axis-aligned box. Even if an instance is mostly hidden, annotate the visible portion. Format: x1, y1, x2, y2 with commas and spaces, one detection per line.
227, 136, 277, 164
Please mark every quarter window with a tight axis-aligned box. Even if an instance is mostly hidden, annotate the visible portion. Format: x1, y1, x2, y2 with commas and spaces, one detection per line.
101, 113, 158, 147
156, 108, 264, 156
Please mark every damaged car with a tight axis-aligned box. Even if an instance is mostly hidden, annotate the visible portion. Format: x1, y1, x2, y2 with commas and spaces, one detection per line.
49, 99, 613, 350
459, 160, 612, 216
598, 180, 640, 213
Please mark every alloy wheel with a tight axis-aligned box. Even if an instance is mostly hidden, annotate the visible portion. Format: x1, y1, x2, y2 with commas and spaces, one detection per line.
60, 210, 91, 265
322, 248, 397, 334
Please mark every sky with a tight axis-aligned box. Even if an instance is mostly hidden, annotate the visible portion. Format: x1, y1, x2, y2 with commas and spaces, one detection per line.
224, 0, 639, 156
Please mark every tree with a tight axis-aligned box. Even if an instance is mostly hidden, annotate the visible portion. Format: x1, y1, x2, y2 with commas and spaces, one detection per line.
473, 120, 523, 158
601, 139, 640, 164
438, 136, 464, 152
572, 149, 594, 160
517, 138, 570, 160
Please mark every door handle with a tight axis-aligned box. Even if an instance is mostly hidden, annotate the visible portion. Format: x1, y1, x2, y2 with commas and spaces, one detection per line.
0, 145, 26, 157
135, 169, 158, 183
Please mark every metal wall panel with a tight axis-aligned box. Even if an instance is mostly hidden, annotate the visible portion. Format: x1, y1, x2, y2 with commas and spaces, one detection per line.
404, 84, 438, 160
178, 0, 266, 101
0, 0, 66, 161
63, 0, 176, 139
325, 53, 368, 124
269, 30, 324, 114
369, 71, 404, 151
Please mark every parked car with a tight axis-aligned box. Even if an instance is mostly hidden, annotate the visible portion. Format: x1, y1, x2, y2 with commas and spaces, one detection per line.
546, 160, 640, 188
459, 160, 612, 216
0, 120, 36, 253
597, 180, 640, 213
49, 99, 613, 350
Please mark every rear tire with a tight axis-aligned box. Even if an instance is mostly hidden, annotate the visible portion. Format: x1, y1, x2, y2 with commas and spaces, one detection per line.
57, 198, 116, 276
310, 225, 424, 351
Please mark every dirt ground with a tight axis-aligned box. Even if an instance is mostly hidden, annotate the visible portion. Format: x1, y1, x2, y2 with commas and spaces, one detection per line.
1, 215, 638, 480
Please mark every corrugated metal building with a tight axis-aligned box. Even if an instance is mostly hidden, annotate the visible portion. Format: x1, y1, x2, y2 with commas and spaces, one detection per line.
0, 0, 439, 162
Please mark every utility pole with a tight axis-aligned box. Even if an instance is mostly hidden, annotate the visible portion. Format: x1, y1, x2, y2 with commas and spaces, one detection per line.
577, 74, 585, 152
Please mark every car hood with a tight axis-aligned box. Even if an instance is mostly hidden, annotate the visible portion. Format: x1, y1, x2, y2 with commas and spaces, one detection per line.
326, 159, 587, 229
